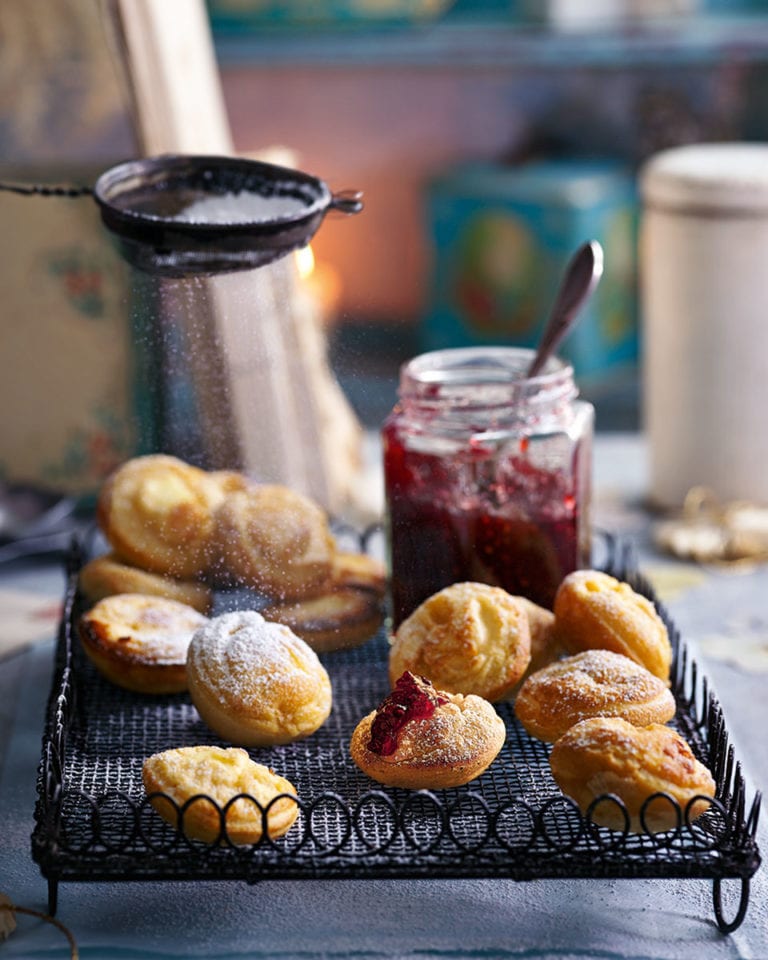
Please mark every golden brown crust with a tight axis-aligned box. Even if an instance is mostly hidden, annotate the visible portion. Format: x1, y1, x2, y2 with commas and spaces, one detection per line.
261, 586, 384, 652
515, 650, 676, 742
97, 454, 221, 579
78, 593, 209, 694
207, 469, 251, 498
553, 570, 672, 683
330, 551, 387, 596
388, 582, 531, 702
210, 485, 335, 599
78, 552, 213, 614
509, 597, 563, 697
186, 610, 333, 746
142, 745, 298, 845
350, 690, 506, 790
549, 717, 716, 833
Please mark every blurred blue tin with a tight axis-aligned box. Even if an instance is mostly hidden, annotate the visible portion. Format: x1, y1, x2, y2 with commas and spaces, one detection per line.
422, 159, 638, 386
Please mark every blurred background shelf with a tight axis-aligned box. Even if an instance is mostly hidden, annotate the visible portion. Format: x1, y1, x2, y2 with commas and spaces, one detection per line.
206, 5, 768, 447
3, 0, 768, 502
212, 13, 768, 69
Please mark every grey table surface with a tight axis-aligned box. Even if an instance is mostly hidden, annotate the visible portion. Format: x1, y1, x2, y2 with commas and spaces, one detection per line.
1, 433, 766, 959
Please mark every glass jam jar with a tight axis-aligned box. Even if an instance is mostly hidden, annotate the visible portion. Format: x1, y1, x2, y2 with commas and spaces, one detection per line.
382, 347, 593, 627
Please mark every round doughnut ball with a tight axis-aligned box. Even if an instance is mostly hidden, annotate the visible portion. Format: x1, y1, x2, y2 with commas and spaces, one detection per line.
388, 581, 531, 702
549, 717, 716, 833
515, 649, 676, 742
212, 484, 335, 599
97, 454, 222, 579
187, 610, 332, 746
554, 570, 672, 683
142, 745, 298, 845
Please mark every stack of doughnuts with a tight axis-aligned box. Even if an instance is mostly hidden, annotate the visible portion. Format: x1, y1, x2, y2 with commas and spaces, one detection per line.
81, 453, 385, 652
75, 453, 386, 844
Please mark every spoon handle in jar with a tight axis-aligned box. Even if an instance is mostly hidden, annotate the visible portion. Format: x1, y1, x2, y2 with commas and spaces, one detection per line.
527, 240, 604, 378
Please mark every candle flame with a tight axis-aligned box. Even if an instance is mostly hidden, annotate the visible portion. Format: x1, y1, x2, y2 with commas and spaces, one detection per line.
295, 244, 315, 280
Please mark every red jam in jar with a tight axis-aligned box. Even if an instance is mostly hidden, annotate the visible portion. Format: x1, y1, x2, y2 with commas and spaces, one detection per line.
383, 347, 593, 627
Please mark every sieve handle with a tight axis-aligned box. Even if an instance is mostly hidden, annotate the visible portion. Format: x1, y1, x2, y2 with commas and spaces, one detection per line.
329, 190, 364, 215
0, 181, 93, 198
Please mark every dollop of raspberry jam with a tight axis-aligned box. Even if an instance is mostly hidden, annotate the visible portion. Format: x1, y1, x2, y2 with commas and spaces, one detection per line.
368, 672, 449, 756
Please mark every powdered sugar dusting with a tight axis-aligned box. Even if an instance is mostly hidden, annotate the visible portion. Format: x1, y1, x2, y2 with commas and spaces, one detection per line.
519, 650, 672, 715
384, 694, 504, 767
187, 610, 328, 709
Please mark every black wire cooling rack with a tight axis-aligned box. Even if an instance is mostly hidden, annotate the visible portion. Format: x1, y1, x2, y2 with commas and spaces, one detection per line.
31, 534, 761, 932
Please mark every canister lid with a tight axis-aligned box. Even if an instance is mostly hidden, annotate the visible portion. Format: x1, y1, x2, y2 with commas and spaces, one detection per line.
430, 159, 633, 209
640, 143, 768, 214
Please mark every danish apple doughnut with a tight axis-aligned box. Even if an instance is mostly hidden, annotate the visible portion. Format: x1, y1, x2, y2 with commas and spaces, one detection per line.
350, 671, 506, 789
78, 552, 213, 614
388, 581, 531, 702
97, 454, 222, 579
515, 649, 676, 742
186, 610, 332, 746
78, 593, 208, 694
554, 570, 672, 683
142, 745, 298, 845
261, 585, 384, 652
549, 717, 716, 833
212, 485, 335, 599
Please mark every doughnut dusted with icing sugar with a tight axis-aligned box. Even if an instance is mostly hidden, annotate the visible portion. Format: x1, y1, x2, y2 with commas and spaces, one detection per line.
97, 454, 223, 579
142, 745, 298, 845
261, 585, 384, 652
187, 610, 332, 746
549, 717, 716, 833
554, 570, 672, 683
515, 650, 676, 742
211, 484, 335, 599
78, 552, 213, 614
350, 674, 506, 789
388, 581, 531, 702
78, 593, 209, 694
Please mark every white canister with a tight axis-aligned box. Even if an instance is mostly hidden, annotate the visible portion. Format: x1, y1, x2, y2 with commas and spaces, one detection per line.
640, 142, 768, 509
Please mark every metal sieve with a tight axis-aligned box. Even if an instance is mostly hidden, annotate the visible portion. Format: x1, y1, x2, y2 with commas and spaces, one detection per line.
1, 153, 363, 277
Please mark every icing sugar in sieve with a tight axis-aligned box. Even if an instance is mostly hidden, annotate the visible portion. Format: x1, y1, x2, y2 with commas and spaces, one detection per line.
171, 191, 311, 224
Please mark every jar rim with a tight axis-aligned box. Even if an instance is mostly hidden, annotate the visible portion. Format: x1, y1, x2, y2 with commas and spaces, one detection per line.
399, 346, 575, 405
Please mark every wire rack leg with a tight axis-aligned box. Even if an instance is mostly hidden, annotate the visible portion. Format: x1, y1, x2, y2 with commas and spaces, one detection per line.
47, 878, 58, 917
712, 877, 750, 933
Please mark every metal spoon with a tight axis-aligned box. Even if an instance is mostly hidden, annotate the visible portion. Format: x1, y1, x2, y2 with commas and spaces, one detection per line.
527, 240, 604, 378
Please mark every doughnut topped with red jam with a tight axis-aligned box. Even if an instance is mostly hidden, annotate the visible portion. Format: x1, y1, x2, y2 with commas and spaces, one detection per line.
350, 672, 506, 790
368, 672, 449, 756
